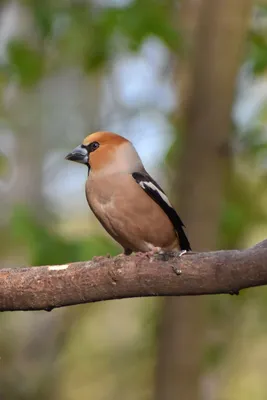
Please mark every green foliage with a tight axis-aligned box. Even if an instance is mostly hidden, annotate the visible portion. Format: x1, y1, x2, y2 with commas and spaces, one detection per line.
64, 0, 179, 71
0, 0, 179, 84
30, 1, 54, 39
11, 206, 119, 266
219, 173, 267, 249
117, 0, 179, 52
219, 121, 267, 249
7, 40, 44, 87
248, 31, 267, 75
247, 5, 267, 75
205, 342, 226, 368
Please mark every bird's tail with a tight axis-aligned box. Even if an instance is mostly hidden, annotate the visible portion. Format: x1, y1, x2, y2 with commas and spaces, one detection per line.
177, 226, 191, 251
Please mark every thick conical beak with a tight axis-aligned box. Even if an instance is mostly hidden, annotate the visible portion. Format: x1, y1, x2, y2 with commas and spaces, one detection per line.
65, 145, 88, 165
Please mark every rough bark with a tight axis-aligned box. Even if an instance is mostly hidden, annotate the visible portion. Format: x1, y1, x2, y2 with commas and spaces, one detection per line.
155, 1, 254, 400
0, 240, 267, 311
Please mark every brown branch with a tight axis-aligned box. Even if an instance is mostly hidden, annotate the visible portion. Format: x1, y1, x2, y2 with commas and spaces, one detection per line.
1, 240, 267, 312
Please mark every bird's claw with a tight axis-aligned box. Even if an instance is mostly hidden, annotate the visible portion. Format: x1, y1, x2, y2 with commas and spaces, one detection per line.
229, 290, 239, 296
136, 247, 162, 262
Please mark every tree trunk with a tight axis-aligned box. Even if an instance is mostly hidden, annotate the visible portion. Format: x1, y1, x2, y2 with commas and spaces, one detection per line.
155, 1, 253, 399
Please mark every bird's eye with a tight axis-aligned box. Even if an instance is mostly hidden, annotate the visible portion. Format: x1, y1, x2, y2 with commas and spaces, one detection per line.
89, 141, 100, 152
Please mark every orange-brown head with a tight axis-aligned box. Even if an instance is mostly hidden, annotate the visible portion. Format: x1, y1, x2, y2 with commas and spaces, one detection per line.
65, 131, 142, 174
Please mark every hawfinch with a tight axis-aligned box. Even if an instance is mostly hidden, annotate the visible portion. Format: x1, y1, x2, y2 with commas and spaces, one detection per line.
66, 131, 191, 255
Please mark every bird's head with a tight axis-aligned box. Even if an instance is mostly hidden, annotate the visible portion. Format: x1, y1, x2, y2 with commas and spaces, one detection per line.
65, 131, 142, 174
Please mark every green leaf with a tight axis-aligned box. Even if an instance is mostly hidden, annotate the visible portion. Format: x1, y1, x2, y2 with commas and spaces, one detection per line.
32, 2, 53, 39
248, 31, 267, 75
7, 40, 44, 87
119, 0, 179, 51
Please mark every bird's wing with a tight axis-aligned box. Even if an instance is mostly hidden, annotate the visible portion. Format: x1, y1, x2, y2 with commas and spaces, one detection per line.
132, 171, 191, 251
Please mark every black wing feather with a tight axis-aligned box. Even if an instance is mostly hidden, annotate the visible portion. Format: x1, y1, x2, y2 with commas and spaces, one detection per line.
132, 172, 191, 251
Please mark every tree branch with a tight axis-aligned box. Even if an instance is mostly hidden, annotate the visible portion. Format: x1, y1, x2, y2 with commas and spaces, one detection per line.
1, 240, 267, 312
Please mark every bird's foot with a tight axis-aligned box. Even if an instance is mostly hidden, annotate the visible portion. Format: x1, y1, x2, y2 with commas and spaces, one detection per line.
124, 248, 133, 256
135, 247, 162, 262
229, 290, 239, 296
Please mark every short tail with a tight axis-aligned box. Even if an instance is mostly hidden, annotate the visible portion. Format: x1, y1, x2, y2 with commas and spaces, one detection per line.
177, 226, 191, 251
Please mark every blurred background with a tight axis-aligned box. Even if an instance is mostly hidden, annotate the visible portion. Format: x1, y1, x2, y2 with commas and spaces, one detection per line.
1, 0, 267, 399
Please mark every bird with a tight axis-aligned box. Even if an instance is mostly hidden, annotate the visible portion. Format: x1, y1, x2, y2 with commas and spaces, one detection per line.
65, 131, 191, 255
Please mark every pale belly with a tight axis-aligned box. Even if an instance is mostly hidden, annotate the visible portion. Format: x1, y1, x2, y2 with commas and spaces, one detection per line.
85, 174, 179, 253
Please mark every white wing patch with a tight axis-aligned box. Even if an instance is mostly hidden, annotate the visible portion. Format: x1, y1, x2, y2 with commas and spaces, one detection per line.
140, 181, 172, 207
